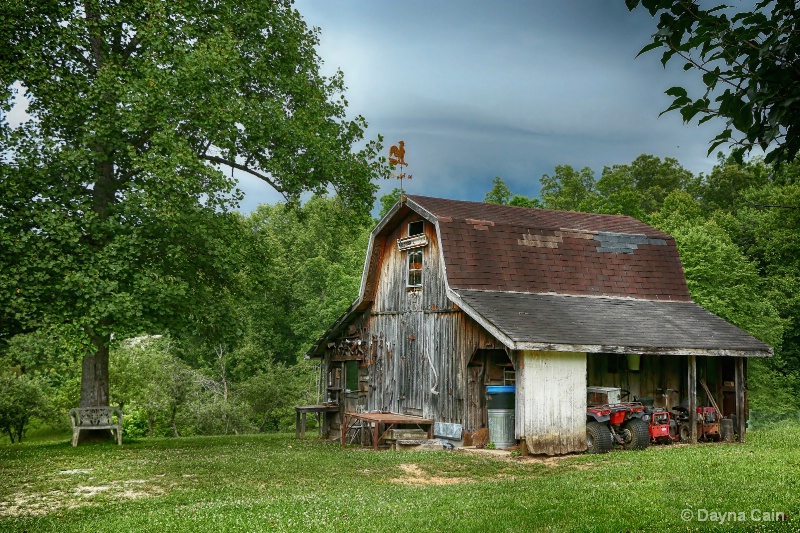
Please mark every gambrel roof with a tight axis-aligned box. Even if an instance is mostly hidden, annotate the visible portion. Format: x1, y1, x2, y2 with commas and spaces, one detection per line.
306, 195, 772, 359
410, 195, 690, 301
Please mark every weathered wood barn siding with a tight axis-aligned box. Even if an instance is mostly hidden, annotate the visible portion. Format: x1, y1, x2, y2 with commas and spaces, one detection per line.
517, 350, 587, 455
354, 213, 497, 426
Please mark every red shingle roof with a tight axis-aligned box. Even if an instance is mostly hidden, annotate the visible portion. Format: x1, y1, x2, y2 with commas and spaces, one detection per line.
407, 195, 691, 301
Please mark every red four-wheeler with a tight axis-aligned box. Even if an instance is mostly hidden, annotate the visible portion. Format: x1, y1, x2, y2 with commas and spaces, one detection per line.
586, 398, 650, 453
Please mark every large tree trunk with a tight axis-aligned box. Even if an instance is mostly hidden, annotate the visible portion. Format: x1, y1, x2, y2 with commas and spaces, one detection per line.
80, 339, 110, 407
78, 335, 113, 443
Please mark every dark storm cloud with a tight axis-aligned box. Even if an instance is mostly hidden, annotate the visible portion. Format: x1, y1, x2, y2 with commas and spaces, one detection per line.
236, 0, 724, 212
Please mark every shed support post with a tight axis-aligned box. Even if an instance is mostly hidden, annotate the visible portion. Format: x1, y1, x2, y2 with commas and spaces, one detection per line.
688, 355, 697, 444
735, 357, 747, 443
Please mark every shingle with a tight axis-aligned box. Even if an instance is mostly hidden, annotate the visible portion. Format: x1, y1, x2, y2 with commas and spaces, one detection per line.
455, 290, 771, 356
407, 195, 691, 301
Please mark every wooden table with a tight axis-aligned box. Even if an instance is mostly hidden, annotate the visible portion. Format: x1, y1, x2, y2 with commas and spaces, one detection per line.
341, 412, 433, 450
295, 404, 340, 439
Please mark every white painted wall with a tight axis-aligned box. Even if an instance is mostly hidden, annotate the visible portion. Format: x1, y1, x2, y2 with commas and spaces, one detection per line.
517, 350, 587, 455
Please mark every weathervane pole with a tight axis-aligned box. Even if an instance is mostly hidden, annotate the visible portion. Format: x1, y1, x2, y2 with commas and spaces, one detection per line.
388, 140, 412, 194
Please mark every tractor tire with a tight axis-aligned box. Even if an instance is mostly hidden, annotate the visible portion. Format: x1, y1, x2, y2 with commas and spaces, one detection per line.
586, 421, 612, 454
622, 418, 650, 450
679, 422, 691, 443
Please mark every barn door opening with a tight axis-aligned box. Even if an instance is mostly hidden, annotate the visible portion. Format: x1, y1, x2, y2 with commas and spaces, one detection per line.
466, 349, 514, 431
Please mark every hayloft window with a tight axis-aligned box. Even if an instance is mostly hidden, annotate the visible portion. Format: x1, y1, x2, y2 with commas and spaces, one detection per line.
408, 220, 424, 236
407, 249, 423, 287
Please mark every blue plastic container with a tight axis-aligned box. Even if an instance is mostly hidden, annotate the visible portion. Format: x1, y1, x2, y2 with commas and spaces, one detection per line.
486, 386, 515, 409
486, 386, 516, 394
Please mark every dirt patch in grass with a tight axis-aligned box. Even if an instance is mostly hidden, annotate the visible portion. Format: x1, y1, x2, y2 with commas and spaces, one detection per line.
0, 480, 164, 517
393, 463, 475, 486
459, 447, 593, 470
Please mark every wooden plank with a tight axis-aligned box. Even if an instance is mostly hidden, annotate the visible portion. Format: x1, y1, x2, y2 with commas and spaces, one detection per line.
688, 355, 697, 444
521, 350, 587, 455
735, 357, 747, 442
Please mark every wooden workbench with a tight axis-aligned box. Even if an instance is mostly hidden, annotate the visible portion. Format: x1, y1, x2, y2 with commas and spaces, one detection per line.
295, 404, 340, 439
341, 412, 434, 450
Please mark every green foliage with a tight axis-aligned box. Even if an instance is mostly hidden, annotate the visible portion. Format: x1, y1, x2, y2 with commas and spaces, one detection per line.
237, 360, 319, 432
240, 196, 370, 365
595, 155, 694, 217
378, 188, 404, 218
650, 192, 785, 349
627, 0, 800, 164
110, 335, 196, 437
483, 177, 513, 205
99, 195, 368, 438
539, 165, 597, 211
508, 195, 541, 208
483, 177, 541, 208
0, 327, 83, 427
0, 373, 51, 443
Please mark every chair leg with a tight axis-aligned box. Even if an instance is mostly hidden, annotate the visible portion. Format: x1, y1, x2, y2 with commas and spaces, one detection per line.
72, 429, 79, 447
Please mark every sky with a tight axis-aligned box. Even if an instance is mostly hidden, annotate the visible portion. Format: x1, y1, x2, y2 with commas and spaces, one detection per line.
235, 0, 727, 214
3, 1, 726, 214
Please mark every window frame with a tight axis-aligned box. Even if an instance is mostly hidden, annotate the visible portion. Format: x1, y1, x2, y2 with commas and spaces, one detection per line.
407, 249, 423, 288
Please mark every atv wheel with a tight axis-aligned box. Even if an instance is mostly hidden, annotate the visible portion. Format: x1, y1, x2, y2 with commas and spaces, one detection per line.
679, 422, 691, 443
622, 418, 650, 450
586, 421, 612, 454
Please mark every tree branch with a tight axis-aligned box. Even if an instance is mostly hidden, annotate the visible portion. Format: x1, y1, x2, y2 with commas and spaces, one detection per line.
201, 154, 286, 194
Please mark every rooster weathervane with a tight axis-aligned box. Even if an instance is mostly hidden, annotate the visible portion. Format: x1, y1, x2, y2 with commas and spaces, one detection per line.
389, 140, 412, 193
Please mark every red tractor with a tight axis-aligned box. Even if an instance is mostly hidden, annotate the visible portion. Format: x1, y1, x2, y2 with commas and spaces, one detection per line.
586, 387, 650, 454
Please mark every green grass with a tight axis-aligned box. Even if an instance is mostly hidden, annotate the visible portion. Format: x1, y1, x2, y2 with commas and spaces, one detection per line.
2, 426, 799, 532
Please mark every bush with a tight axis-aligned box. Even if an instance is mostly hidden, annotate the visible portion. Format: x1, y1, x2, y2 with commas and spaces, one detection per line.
0, 372, 51, 443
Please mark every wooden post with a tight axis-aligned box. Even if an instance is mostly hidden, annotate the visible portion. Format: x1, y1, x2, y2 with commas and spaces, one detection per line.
688, 355, 697, 444
735, 357, 747, 443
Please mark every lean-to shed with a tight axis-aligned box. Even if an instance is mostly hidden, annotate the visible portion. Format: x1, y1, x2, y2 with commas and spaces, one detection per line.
305, 195, 772, 454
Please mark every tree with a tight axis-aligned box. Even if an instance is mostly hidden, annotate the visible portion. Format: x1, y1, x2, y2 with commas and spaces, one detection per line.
1, 1, 386, 411
595, 155, 694, 218
539, 165, 598, 211
627, 0, 800, 163
110, 335, 197, 437
0, 373, 51, 443
240, 196, 370, 364
1, 326, 84, 421
378, 187, 404, 218
484, 177, 513, 205
483, 177, 542, 208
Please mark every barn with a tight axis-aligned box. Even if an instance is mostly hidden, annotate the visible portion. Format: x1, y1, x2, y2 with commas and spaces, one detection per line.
304, 195, 772, 454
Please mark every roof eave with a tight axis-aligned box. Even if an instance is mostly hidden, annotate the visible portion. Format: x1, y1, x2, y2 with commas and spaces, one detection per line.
511, 341, 773, 358
449, 289, 773, 358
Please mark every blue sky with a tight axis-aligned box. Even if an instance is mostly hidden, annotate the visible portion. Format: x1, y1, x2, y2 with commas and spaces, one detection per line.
235, 0, 727, 213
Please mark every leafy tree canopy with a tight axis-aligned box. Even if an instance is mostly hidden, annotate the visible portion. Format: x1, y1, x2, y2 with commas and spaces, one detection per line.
627, 0, 800, 163
0, 0, 386, 408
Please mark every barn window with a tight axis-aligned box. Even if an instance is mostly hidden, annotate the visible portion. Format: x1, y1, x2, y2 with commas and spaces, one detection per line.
407, 249, 423, 287
408, 220, 424, 236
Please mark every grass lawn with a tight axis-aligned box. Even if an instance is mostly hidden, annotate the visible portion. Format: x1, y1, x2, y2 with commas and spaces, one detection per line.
1, 425, 799, 532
